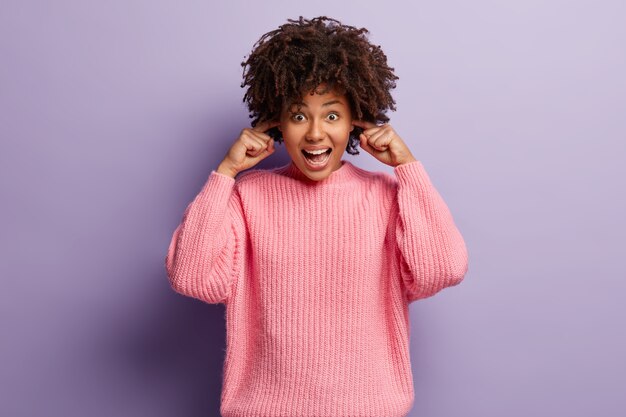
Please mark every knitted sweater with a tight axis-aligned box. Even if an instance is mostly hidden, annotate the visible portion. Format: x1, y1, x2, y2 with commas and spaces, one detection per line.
165, 159, 468, 417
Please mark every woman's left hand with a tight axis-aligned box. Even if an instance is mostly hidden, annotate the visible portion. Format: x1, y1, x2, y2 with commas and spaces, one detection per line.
352, 120, 417, 167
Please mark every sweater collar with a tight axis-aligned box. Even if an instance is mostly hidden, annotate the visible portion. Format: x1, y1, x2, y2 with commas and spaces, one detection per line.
279, 159, 359, 185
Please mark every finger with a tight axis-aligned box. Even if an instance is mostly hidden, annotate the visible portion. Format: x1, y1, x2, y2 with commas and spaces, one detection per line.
253, 119, 281, 133
247, 128, 275, 144
359, 125, 385, 139
369, 129, 393, 151
243, 136, 267, 157
251, 138, 275, 161
352, 119, 378, 130
358, 133, 377, 156
254, 136, 274, 155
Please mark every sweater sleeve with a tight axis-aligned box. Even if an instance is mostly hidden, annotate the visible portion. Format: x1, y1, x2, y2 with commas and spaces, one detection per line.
164, 170, 246, 304
393, 160, 469, 303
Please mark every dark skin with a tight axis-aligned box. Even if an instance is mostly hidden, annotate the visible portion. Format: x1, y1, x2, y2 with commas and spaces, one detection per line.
217, 119, 416, 179
240, 16, 400, 155
217, 120, 281, 178
353, 120, 417, 167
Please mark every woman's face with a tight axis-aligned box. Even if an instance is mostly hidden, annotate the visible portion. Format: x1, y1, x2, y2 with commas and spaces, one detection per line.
278, 85, 354, 181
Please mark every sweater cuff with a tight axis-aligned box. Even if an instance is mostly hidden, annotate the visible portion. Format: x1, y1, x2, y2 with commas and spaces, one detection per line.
195, 170, 236, 205
393, 160, 433, 189
210, 169, 237, 183
205, 170, 236, 189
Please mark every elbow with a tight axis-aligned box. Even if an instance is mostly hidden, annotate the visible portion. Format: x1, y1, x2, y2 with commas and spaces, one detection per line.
165, 255, 185, 294
164, 251, 191, 297
164, 226, 185, 292
448, 244, 469, 287
404, 249, 468, 303
164, 256, 230, 305
448, 264, 467, 287
408, 266, 467, 302
165, 266, 201, 300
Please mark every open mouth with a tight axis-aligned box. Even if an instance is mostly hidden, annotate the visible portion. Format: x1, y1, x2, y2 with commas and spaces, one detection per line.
301, 148, 332, 166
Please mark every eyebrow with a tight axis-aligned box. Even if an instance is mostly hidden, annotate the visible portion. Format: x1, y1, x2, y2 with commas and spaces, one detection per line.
293, 100, 343, 108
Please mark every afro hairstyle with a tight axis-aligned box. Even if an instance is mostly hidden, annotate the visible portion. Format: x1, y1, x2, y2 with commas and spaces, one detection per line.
240, 16, 399, 155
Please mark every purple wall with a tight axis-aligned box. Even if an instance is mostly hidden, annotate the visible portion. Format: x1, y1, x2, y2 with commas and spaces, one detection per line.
2, 1, 625, 416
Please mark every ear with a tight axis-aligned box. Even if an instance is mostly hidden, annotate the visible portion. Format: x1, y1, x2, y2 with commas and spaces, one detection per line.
278, 123, 282, 132
350, 123, 355, 132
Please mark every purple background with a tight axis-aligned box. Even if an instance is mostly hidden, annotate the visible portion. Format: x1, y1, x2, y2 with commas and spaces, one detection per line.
2, 1, 625, 416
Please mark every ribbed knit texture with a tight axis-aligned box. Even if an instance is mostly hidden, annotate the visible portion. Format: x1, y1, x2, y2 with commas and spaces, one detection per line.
165, 159, 468, 417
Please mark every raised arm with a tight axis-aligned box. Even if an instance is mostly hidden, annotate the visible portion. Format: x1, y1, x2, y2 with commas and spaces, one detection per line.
393, 160, 469, 303
165, 171, 246, 304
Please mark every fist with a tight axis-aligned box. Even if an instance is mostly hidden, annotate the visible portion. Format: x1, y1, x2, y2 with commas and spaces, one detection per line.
219, 120, 280, 177
352, 120, 417, 167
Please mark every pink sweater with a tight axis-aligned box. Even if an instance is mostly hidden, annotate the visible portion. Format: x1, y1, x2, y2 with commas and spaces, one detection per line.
165, 159, 468, 417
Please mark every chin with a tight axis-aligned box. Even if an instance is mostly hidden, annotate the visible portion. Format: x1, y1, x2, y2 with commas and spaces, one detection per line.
296, 164, 328, 181
296, 156, 341, 181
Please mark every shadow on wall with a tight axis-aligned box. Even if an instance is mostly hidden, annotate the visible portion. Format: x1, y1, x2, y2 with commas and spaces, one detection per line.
119, 267, 226, 415
87, 108, 293, 416
90, 263, 227, 416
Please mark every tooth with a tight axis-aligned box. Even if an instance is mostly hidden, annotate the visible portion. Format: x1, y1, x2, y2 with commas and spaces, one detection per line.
305, 149, 328, 155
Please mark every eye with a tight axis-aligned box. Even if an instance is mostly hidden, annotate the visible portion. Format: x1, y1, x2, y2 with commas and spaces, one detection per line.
327, 113, 339, 121
291, 113, 305, 122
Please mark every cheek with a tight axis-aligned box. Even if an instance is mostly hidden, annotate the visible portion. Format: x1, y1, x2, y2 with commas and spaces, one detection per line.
333, 123, 353, 139
281, 125, 303, 140
281, 128, 301, 150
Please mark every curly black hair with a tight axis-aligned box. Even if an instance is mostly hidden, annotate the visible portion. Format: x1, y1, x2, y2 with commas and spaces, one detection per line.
240, 16, 399, 155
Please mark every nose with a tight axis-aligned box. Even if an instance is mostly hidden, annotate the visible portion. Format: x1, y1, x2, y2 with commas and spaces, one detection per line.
305, 119, 325, 142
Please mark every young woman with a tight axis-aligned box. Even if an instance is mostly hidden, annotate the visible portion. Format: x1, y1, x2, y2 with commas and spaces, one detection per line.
165, 16, 468, 417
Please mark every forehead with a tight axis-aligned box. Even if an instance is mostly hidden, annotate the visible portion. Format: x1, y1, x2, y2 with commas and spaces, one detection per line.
289, 88, 349, 108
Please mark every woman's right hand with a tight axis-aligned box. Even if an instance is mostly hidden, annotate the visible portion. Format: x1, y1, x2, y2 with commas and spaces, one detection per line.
217, 120, 280, 178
